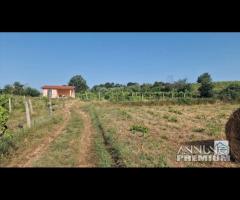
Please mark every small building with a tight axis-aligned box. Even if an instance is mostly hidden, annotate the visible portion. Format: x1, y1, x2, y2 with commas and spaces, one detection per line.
42, 85, 75, 98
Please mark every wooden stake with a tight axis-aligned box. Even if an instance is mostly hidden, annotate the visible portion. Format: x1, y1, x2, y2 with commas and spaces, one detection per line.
48, 100, 53, 116
24, 101, 31, 128
98, 92, 101, 101
28, 98, 33, 114
8, 98, 12, 113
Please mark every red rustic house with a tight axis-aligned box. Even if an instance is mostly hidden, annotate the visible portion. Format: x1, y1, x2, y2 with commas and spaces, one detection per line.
42, 85, 75, 98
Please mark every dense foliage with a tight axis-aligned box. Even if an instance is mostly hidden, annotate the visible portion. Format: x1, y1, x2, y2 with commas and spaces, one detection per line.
91, 79, 193, 94
197, 73, 214, 98
0, 95, 9, 136
1, 82, 40, 97
219, 84, 240, 101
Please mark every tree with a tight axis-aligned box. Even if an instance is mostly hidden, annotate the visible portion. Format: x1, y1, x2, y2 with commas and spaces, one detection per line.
68, 75, 89, 93
13, 82, 24, 95
197, 73, 214, 97
197, 73, 212, 84
3, 84, 14, 94
140, 83, 152, 92
127, 82, 138, 87
173, 79, 192, 92
24, 87, 41, 97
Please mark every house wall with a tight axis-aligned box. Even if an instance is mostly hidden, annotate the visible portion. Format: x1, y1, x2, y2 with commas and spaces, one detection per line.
52, 89, 58, 98
42, 89, 58, 98
43, 89, 48, 97
58, 89, 70, 97
71, 89, 75, 98
42, 88, 75, 98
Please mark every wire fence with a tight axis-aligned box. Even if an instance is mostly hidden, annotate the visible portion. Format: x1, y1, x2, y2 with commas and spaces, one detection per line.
77, 91, 200, 102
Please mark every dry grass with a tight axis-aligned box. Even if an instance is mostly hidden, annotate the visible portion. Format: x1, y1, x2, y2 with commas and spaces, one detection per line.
87, 101, 240, 167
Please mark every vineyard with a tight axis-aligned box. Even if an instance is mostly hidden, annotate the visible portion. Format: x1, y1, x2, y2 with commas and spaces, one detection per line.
77, 91, 202, 102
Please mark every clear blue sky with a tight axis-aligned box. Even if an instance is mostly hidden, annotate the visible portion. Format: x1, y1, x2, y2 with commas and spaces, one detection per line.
1, 32, 240, 90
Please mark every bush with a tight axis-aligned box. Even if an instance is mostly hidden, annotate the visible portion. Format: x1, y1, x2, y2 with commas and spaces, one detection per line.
0, 106, 9, 136
130, 125, 149, 136
0, 95, 9, 136
24, 87, 40, 97
0, 95, 9, 109
219, 84, 240, 101
0, 132, 14, 155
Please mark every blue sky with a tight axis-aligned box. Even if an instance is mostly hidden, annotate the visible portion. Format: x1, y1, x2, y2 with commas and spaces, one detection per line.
1, 32, 240, 90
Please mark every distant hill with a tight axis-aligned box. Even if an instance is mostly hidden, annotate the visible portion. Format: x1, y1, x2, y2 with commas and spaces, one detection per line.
192, 81, 240, 92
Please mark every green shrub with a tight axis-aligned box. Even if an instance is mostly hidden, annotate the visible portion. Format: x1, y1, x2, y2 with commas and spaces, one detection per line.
0, 132, 14, 155
0, 95, 9, 109
0, 106, 9, 136
130, 125, 149, 136
219, 84, 240, 101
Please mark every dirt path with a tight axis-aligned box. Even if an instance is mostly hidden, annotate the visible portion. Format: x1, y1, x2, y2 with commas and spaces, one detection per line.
77, 108, 96, 167
7, 101, 74, 167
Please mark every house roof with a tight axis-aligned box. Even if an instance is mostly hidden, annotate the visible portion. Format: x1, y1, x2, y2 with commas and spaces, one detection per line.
42, 85, 75, 90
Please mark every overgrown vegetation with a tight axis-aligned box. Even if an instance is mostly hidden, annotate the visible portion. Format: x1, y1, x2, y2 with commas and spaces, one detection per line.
219, 84, 240, 101
0, 95, 9, 136
1, 82, 40, 97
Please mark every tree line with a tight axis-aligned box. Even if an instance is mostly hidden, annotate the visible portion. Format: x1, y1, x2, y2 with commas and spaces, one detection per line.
0, 82, 40, 97
1, 73, 240, 101
68, 74, 240, 101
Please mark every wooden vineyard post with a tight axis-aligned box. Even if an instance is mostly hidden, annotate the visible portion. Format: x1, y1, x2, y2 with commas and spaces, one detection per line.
62, 98, 65, 108
141, 93, 144, 101
163, 92, 165, 100
171, 92, 174, 99
184, 92, 186, 98
98, 92, 101, 101
8, 97, 12, 113
28, 98, 33, 114
24, 100, 31, 128
48, 99, 53, 116
85, 92, 88, 100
